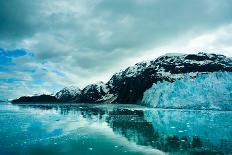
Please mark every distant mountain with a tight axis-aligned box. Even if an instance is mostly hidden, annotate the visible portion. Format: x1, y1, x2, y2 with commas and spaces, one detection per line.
11, 95, 59, 104
55, 86, 81, 102
12, 52, 232, 104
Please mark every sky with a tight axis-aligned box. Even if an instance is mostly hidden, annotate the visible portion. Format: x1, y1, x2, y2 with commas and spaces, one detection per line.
1, 0, 232, 100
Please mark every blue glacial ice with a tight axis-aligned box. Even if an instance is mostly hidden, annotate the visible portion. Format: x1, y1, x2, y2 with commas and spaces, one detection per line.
142, 72, 232, 110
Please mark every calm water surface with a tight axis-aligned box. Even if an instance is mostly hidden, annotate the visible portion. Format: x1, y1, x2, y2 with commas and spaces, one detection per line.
0, 103, 232, 155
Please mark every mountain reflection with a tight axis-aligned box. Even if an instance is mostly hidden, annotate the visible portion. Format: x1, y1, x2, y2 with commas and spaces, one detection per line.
18, 104, 232, 154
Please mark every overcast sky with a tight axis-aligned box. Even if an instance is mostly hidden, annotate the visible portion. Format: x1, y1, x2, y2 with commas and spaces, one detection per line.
1, 0, 232, 99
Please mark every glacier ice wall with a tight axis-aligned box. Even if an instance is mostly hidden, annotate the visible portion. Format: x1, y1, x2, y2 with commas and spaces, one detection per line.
142, 72, 232, 110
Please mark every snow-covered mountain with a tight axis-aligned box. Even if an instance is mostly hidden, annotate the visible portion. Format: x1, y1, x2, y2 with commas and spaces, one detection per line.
12, 52, 232, 105
79, 82, 109, 102
55, 86, 81, 102
106, 52, 232, 104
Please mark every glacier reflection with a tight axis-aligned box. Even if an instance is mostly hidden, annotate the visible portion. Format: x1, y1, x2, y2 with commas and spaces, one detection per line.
144, 109, 232, 154
12, 104, 232, 154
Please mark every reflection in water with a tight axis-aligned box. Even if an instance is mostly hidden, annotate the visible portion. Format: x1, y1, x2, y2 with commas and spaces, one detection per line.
106, 108, 232, 154
0, 103, 232, 155
107, 109, 160, 148
144, 110, 232, 154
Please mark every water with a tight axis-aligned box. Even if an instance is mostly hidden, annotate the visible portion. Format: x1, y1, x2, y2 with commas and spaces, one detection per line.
0, 103, 232, 155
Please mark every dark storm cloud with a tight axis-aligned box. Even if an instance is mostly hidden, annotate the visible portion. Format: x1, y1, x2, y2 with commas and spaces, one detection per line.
1, 0, 232, 99
0, 0, 41, 40
1, 0, 232, 57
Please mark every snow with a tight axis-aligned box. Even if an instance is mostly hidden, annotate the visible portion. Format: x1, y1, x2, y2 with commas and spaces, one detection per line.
113, 61, 152, 78
55, 86, 81, 99
95, 81, 108, 93
97, 93, 117, 103
82, 81, 116, 102
82, 82, 118, 102
142, 72, 232, 110
83, 82, 108, 94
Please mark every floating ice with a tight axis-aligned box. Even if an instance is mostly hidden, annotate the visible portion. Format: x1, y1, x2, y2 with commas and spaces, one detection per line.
142, 72, 232, 110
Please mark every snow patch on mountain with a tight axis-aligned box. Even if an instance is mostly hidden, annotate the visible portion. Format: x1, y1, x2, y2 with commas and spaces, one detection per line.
142, 72, 232, 110
55, 86, 81, 99
83, 82, 108, 94
112, 61, 152, 79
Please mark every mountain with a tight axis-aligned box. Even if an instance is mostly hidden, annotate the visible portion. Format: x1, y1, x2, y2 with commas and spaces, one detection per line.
12, 52, 232, 104
79, 82, 110, 103
55, 86, 81, 102
105, 52, 232, 104
11, 94, 59, 104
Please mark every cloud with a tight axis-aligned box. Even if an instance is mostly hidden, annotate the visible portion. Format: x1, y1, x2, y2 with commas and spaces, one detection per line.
0, 49, 71, 99
0, 0, 232, 99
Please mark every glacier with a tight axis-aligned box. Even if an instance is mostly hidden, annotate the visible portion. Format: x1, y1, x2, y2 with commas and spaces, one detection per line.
142, 72, 232, 110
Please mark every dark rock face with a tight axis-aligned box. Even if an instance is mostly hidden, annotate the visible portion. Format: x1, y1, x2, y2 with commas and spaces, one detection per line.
11, 95, 59, 104
11, 52, 232, 104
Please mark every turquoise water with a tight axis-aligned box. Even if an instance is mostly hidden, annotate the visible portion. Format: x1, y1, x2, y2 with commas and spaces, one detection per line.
0, 103, 232, 155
